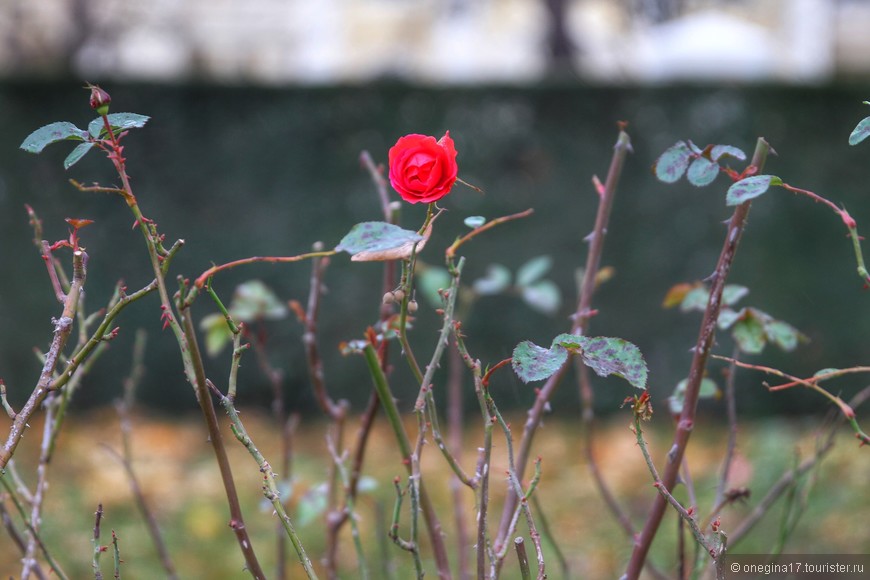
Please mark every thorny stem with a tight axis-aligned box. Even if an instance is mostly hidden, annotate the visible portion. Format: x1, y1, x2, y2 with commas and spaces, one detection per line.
450, 329, 501, 579
93, 104, 265, 577
178, 310, 265, 578
326, 439, 369, 580
93, 503, 104, 580
208, 379, 318, 579
777, 182, 870, 284
21, 395, 55, 580
623, 137, 772, 579
469, 361, 494, 580
362, 344, 452, 580
631, 402, 726, 579
0, 470, 66, 579
413, 256, 462, 411
1, 250, 87, 469
40, 241, 66, 303
496, 125, 632, 554
390, 477, 425, 579
490, 399, 545, 578
447, 340, 472, 580
414, 260, 479, 488
111, 530, 121, 580
397, 205, 437, 385
529, 495, 569, 578
1, 501, 49, 580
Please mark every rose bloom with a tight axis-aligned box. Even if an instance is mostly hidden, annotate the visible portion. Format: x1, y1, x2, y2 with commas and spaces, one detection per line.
388, 132, 458, 204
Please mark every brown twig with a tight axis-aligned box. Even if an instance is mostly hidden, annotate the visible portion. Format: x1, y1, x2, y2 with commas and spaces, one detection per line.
193, 250, 336, 289
359, 150, 392, 222
445, 209, 534, 259
714, 350, 741, 511
0, 250, 86, 469
21, 395, 55, 580
712, 356, 870, 445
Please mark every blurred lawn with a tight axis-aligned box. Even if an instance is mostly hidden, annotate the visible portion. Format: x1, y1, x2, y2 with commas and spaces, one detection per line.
2, 409, 868, 578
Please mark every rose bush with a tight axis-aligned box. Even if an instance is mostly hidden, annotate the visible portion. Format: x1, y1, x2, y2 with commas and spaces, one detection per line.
388, 131, 458, 204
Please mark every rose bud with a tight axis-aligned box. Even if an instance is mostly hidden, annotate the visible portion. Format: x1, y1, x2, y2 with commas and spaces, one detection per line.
88, 84, 111, 116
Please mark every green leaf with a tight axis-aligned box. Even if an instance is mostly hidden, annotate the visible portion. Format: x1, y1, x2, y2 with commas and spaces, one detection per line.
335, 221, 424, 261
686, 156, 719, 187
463, 216, 486, 228
88, 117, 103, 139
511, 340, 568, 383
717, 308, 741, 330
710, 145, 746, 162
516, 255, 553, 287
521, 279, 561, 315
199, 313, 233, 357
680, 286, 710, 312
573, 336, 648, 389
472, 264, 511, 295
515, 333, 648, 389
849, 117, 870, 146
722, 284, 749, 306
726, 175, 782, 206
551, 333, 584, 349
654, 141, 692, 183
20, 122, 88, 153
763, 319, 803, 352
668, 378, 719, 415
229, 280, 287, 322
417, 266, 452, 307
63, 142, 95, 170
88, 113, 151, 139
732, 313, 766, 354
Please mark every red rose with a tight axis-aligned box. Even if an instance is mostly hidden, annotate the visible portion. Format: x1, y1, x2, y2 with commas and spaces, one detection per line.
388, 132, 458, 204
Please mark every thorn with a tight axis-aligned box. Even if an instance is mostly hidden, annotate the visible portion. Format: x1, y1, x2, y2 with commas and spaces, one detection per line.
592, 175, 606, 197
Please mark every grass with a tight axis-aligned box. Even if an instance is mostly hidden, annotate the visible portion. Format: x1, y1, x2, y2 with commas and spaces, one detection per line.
1, 409, 867, 578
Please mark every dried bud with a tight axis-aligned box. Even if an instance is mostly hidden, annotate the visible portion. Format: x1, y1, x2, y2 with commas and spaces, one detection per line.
88, 84, 111, 116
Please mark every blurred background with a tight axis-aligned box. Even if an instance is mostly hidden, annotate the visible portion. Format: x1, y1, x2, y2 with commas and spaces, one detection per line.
1, 0, 869, 417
